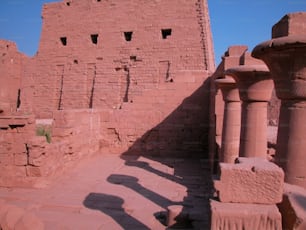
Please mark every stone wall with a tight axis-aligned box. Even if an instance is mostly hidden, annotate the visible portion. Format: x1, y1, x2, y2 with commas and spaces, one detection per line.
26, 0, 214, 157
0, 0, 215, 186
0, 40, 28, 115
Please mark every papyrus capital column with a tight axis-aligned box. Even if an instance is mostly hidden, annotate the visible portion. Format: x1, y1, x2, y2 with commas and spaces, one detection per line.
252, 12, 306, 188
215, 77, 241, 163
225, 65, 273, 158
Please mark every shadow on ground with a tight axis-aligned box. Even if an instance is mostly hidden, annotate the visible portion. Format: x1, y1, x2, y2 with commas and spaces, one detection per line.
83, 79, 214, 229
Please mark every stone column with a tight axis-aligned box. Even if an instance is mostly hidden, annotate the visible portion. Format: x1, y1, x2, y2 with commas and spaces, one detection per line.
215, 77, 241, 163
225, 65, 273, 158
252, 13, 306, 188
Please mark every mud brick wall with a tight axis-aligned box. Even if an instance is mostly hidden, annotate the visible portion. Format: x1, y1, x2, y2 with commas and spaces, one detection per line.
20, 0, 215, 157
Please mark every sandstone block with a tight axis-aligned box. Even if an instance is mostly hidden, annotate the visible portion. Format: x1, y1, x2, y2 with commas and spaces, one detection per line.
210, 200, 282, 230
14, 153, 27, 166
26, 166, 42, 177
272, 12, 306, 38
214, 157, 284, 204
227, 45, 248, 57
278, 183, 306, 230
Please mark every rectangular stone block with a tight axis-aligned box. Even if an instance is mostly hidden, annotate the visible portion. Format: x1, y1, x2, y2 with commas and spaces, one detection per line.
210, 200, 282, 230
278, 183, 306, 230
214, 157, 284, 204
14, 153, 27, 166
227, 45, 248, 57
272, 12, 306, 38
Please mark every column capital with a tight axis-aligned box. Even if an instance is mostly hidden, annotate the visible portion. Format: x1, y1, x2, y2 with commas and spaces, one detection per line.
252, 12, 306, 100
215, 77, 240, 103
225, 65, 273, 102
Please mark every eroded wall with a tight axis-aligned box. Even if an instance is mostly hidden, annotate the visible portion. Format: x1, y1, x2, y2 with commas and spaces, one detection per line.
0, 0, 215, 186
28, 0, 215, 156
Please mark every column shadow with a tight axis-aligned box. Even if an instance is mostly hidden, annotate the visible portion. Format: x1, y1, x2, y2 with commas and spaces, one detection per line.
107, 174, 182, 209
83, 79, 213, 229
83, 192, 150, 229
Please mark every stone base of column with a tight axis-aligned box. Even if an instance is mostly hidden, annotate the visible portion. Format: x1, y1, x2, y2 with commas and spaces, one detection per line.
210, 200, 282, 230
278, 183, 306, 230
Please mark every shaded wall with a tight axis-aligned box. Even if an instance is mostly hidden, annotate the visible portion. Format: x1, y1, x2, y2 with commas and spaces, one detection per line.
27, 0, 215, 157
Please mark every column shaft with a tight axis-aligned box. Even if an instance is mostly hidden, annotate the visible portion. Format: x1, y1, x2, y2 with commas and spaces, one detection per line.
220, 101, 241, 163
276, 101, 306, 187
240, 102, 268, 158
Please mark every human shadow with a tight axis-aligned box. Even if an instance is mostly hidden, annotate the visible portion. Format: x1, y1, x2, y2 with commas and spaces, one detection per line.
83, 192, 150, 229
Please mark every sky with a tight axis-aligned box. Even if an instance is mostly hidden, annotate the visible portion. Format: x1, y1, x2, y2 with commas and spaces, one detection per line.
0, 0, 306, 65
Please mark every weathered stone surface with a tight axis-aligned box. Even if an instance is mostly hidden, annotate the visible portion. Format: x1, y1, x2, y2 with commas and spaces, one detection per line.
272, 12, 306, 38
210, 199, 282, 230
214, 157, 284, 204
278, 183, 306, 230
215, 77, 240, 163
0, 200, 44, 230
209, 46, 280, 171
15, 212, 45, 230
0, 205, 25, 230
209, 45, 247, 172
225, 64, 273, 159
252, 12, 306, 189
0, 0, 215, 187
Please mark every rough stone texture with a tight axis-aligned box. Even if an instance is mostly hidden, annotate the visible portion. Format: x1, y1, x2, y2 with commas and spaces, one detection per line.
25, 0, 214, 158
209, 45, 246, 172
214, 157, 284, 204
210, 199, 282, 230
0, 0, 215, 186
209, 45, 280, 172
0, 40, 28, 116
215, 77, 240, 163
252, 12, 306, 188
0, 155, 212, 229
225, 64, 273, 159
272, 12, 306, 38
278, 183, 306, 230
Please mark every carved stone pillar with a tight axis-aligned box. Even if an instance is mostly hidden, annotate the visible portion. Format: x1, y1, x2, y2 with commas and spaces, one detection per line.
252, 13, 306, 188
225, 65, 273, 158
215, 77, 241, 163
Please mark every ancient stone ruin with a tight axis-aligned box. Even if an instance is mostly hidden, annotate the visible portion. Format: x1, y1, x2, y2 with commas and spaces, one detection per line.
0, 0, 214, 187
1, 0, 306, 229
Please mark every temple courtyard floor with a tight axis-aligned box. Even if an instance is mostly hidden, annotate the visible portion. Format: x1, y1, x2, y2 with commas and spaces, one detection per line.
0, 153, 212, 229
